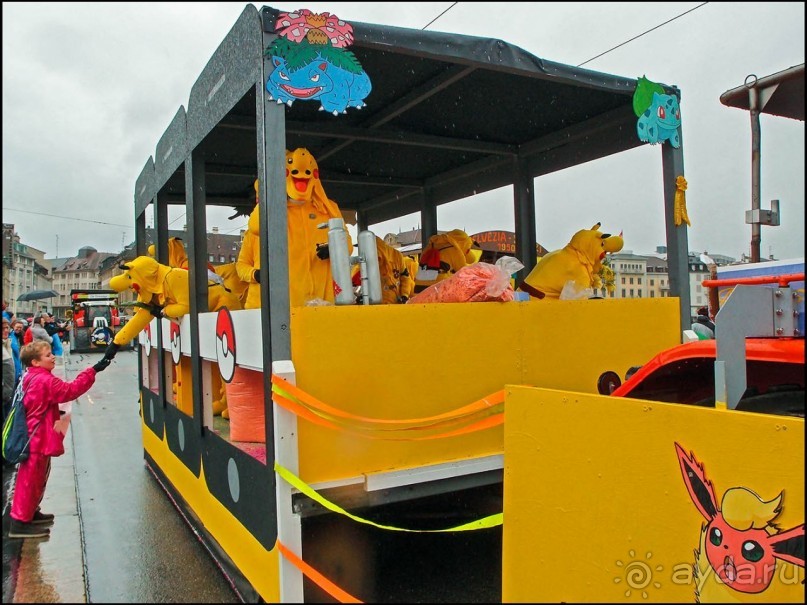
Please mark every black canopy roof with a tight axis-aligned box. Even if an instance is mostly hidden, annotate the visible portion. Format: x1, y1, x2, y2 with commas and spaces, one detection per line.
135, 4, 692, 333
140, 4, 679, 225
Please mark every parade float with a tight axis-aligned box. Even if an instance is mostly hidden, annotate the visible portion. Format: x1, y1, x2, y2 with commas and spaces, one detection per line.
123, 5, 803, 602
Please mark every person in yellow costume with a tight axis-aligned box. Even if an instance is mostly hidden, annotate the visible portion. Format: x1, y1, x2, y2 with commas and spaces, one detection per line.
101, 256, 240, 414
402, 256, 418, 301
518, 223, 624, 300
414, 229, 480, 293
148, 237, 243, 312
238, 150, 353, 308
146, 237, 243, 417
235, 179, 263, 310
285, 148, 352, 307
374, 236, 413, 304
213, 262, 248, 308
147, 237, 189, 270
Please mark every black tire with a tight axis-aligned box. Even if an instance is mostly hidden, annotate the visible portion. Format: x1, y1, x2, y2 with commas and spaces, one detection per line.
73, 329, 90, 353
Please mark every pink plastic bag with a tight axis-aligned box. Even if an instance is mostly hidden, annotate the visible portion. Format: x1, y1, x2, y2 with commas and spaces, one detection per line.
408, 257, 523, 304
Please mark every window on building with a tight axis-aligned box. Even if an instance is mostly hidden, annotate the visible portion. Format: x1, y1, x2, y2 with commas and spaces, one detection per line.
629, 277, 634, 285
621, 277, 626, 285
650, 279, 655, 286
638, 290, 642, 298
650, 291, 655, 298
629, 289, 634, 297
621, 289, 626, 298
638, 277, 642, 285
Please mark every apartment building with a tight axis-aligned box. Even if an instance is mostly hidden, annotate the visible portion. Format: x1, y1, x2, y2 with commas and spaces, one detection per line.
611, 251, 650, 300
51, 246, 117, 315
609, 248, 729, 318
3, 223, 247, 320
2, 225, 53, 318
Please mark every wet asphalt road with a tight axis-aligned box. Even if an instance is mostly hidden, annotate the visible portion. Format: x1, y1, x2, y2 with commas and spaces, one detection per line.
2, 347, 238, 603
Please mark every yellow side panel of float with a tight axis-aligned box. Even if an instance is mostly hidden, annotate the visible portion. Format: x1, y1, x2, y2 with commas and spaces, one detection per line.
291, 298, 679, 484
502, 386, 805, 603
141, 412, 281, 602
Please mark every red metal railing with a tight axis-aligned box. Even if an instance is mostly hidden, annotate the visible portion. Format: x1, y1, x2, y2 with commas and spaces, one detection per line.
702, 272, 804, 288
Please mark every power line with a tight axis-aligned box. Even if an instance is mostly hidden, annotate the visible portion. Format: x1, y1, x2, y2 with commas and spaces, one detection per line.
577, 2, 709, 67
422, 2, 458, 30
3, 206, 131, 229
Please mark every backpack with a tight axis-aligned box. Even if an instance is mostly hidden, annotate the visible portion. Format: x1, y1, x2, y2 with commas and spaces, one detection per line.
2, 376, 40, 464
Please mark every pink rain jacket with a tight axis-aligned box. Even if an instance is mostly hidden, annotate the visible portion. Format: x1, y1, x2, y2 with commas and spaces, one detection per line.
22, 366, 96, 457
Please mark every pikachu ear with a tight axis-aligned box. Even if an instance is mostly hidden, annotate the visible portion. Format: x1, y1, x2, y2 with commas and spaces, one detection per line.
590, 222, 601, 231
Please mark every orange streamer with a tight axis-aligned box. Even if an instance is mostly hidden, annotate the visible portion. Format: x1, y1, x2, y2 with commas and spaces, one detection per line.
276, 540, 362, 603
272, 374, 503, 427
271, 391, 503, 441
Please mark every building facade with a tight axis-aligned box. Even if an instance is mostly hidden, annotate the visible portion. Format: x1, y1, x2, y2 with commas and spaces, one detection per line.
3, 225, 53, 318
51, 246, 117, 317
3, 224, 247, 321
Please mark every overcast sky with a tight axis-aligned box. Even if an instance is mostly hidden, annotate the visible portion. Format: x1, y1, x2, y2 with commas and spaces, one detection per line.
3, 2, 804, 261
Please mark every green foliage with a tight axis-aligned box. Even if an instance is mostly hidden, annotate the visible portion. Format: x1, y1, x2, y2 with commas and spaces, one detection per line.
265, 38, 364, 75
633, 75, 665, 117
265, 37, 295, 59
319, 46, 363, 74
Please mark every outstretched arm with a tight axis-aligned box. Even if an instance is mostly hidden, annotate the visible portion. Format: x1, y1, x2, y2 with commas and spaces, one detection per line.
113, 307, 153, 346
46, 366, 97, 404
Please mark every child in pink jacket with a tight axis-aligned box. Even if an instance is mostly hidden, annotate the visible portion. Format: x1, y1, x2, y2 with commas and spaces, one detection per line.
8, 340, 110, 539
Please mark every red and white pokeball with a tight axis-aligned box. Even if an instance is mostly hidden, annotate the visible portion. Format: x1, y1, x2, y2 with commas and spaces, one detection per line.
215, 307, 236, 383
143, 323, 152, 354
169, 322, 181, 365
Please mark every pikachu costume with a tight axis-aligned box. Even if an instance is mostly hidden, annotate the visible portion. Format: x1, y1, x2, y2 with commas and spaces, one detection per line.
285, 148, 352, 307
415, 229, 479, 292
238, 149, 353, 308
518, 223, 624, 300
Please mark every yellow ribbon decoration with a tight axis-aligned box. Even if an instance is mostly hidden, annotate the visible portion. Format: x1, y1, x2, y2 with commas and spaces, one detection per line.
274, 461, 503, 533
674, 175, 691, 226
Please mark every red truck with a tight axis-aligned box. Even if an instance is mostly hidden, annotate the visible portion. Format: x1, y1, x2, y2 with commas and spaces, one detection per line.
69, 289, 132, 353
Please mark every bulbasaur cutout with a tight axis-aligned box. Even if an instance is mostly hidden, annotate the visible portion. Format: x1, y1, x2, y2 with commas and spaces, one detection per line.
637, 92, 681, 147
266, 55, 371, 115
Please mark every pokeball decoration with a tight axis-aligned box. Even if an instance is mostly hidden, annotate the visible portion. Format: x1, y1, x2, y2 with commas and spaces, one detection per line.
170, 322, 181, 365
215, 307, 237, 383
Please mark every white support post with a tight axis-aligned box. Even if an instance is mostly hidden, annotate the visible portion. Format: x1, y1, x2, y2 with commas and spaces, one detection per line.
272, 359, 303, 602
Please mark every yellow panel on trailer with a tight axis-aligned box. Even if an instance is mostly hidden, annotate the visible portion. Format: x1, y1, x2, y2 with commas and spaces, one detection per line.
290, 298, 681, 485
141, 410, 283, 601
502, 387, 805, 602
